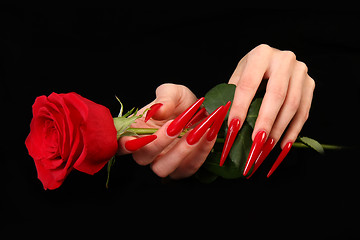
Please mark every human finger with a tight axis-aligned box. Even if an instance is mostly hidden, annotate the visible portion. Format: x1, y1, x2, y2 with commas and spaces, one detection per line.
267, 61, 307, 144
251, 50, 297, 140
117, 133, 159, 156
151, 105, 224, 178
228, 55, 247, 85
168, 131, 216, 179
130, 121, 176, 165
266, 77, 315, 177
131, 97, 205, 166
280, 75, 315, 148
243, 50, 297, 176
146, 83, 198, 122
228, 44, 273, 127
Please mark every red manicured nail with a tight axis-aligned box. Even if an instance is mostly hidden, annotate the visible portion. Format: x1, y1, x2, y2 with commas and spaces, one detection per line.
207, 101, 231, 141
125, 135, 157, 152
243, 130, 267, 176
186, 105, 224, 145
166, 97, 205, 137
219, 118, 241, 166
145, 103, 163, 122
185, 107, 207, 128
246, 138, 275, 179
267, 141, 293, 178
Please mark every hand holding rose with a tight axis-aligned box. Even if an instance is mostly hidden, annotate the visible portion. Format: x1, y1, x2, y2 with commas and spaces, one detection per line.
25, 44, 316, 189
117, 84, 222, 179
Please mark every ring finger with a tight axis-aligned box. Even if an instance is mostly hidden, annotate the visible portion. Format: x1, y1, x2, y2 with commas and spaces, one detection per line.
267, 61, 307, 145
169, 130, 216, 179
280, 75, 315, 148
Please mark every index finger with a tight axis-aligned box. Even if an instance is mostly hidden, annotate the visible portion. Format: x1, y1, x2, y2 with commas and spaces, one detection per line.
228, 44, 273, 127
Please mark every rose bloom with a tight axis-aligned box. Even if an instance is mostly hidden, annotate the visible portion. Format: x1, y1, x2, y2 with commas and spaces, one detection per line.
25, 92, 118, 190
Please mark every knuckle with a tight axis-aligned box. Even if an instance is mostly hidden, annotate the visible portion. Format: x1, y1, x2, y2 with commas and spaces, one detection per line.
303, 111, 310, 122
256, 115, 275, 134
286, 95, 301, 112
184, 161, 203, 175
238, 75, 258, 92
309, 77, 316, 90
132, 153, 151, 166
281, 50, 296, 62
255, 43, 271, 52
250, 44, 272, 57
150, 163, 169, 178
268, 129, 282, 144
236, 56, 246, 67
229, 103, 248, 123
296, 61, 308, 74
156, 83, 172, 93
267, 86, 287, 102
297, 109, 309, 123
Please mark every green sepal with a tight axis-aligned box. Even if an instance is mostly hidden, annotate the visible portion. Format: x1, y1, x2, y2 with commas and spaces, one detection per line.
106, 156, 116, 189
113, 107, 149, 140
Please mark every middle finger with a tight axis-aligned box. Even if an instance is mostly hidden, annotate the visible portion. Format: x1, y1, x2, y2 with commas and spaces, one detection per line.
252, 50, 296, 140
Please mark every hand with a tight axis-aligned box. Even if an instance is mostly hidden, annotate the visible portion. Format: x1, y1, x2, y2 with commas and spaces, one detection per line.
117, 83, 223, 179
225, 44, 315, 176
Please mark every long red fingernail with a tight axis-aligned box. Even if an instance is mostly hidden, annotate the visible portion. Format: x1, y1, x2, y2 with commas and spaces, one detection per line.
166, 97, 205, 137
243, 130, 267, 176
185, 107, 207, 128
246, 138, 275, 179
207, 101, 231, 141
145, 103, 163, 122
125, 135, 157, 152
267, 141, 293, 178
219, 118, 241, 166
186, 105, 224, 145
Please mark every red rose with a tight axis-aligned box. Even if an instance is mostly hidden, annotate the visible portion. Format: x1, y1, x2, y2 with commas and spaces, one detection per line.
25, 92, 118, 190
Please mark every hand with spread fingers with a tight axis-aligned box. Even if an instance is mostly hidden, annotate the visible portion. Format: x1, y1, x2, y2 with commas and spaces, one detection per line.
225, 44, 315, 177
118, 44, 315, 179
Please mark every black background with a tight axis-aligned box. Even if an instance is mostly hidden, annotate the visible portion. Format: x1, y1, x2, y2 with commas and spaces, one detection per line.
2, 5, 359, 238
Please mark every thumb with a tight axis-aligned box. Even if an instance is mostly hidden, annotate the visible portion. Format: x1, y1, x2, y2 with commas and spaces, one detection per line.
150, 83, 198, 121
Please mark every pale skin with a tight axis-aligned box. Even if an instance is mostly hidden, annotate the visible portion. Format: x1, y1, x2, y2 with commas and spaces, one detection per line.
118, 44, 315, 179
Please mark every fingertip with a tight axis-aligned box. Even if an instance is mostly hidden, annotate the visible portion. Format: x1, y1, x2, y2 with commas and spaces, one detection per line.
227, 101, 246, 128
124, 135, 158, 152
155, 83, 197, 120
145, 103, 163, 122
117, 136, 136, 155
280, 137, 296, 149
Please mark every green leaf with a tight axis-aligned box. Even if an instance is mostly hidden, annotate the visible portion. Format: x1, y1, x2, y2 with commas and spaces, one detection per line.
202, 122, 253, 179
298, 136, 325, 154
194, 167, 218, 183
246, 98, 262, 128
204, 83, 236, 114
200, 83, 259, 180
229, 122, 253, 177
